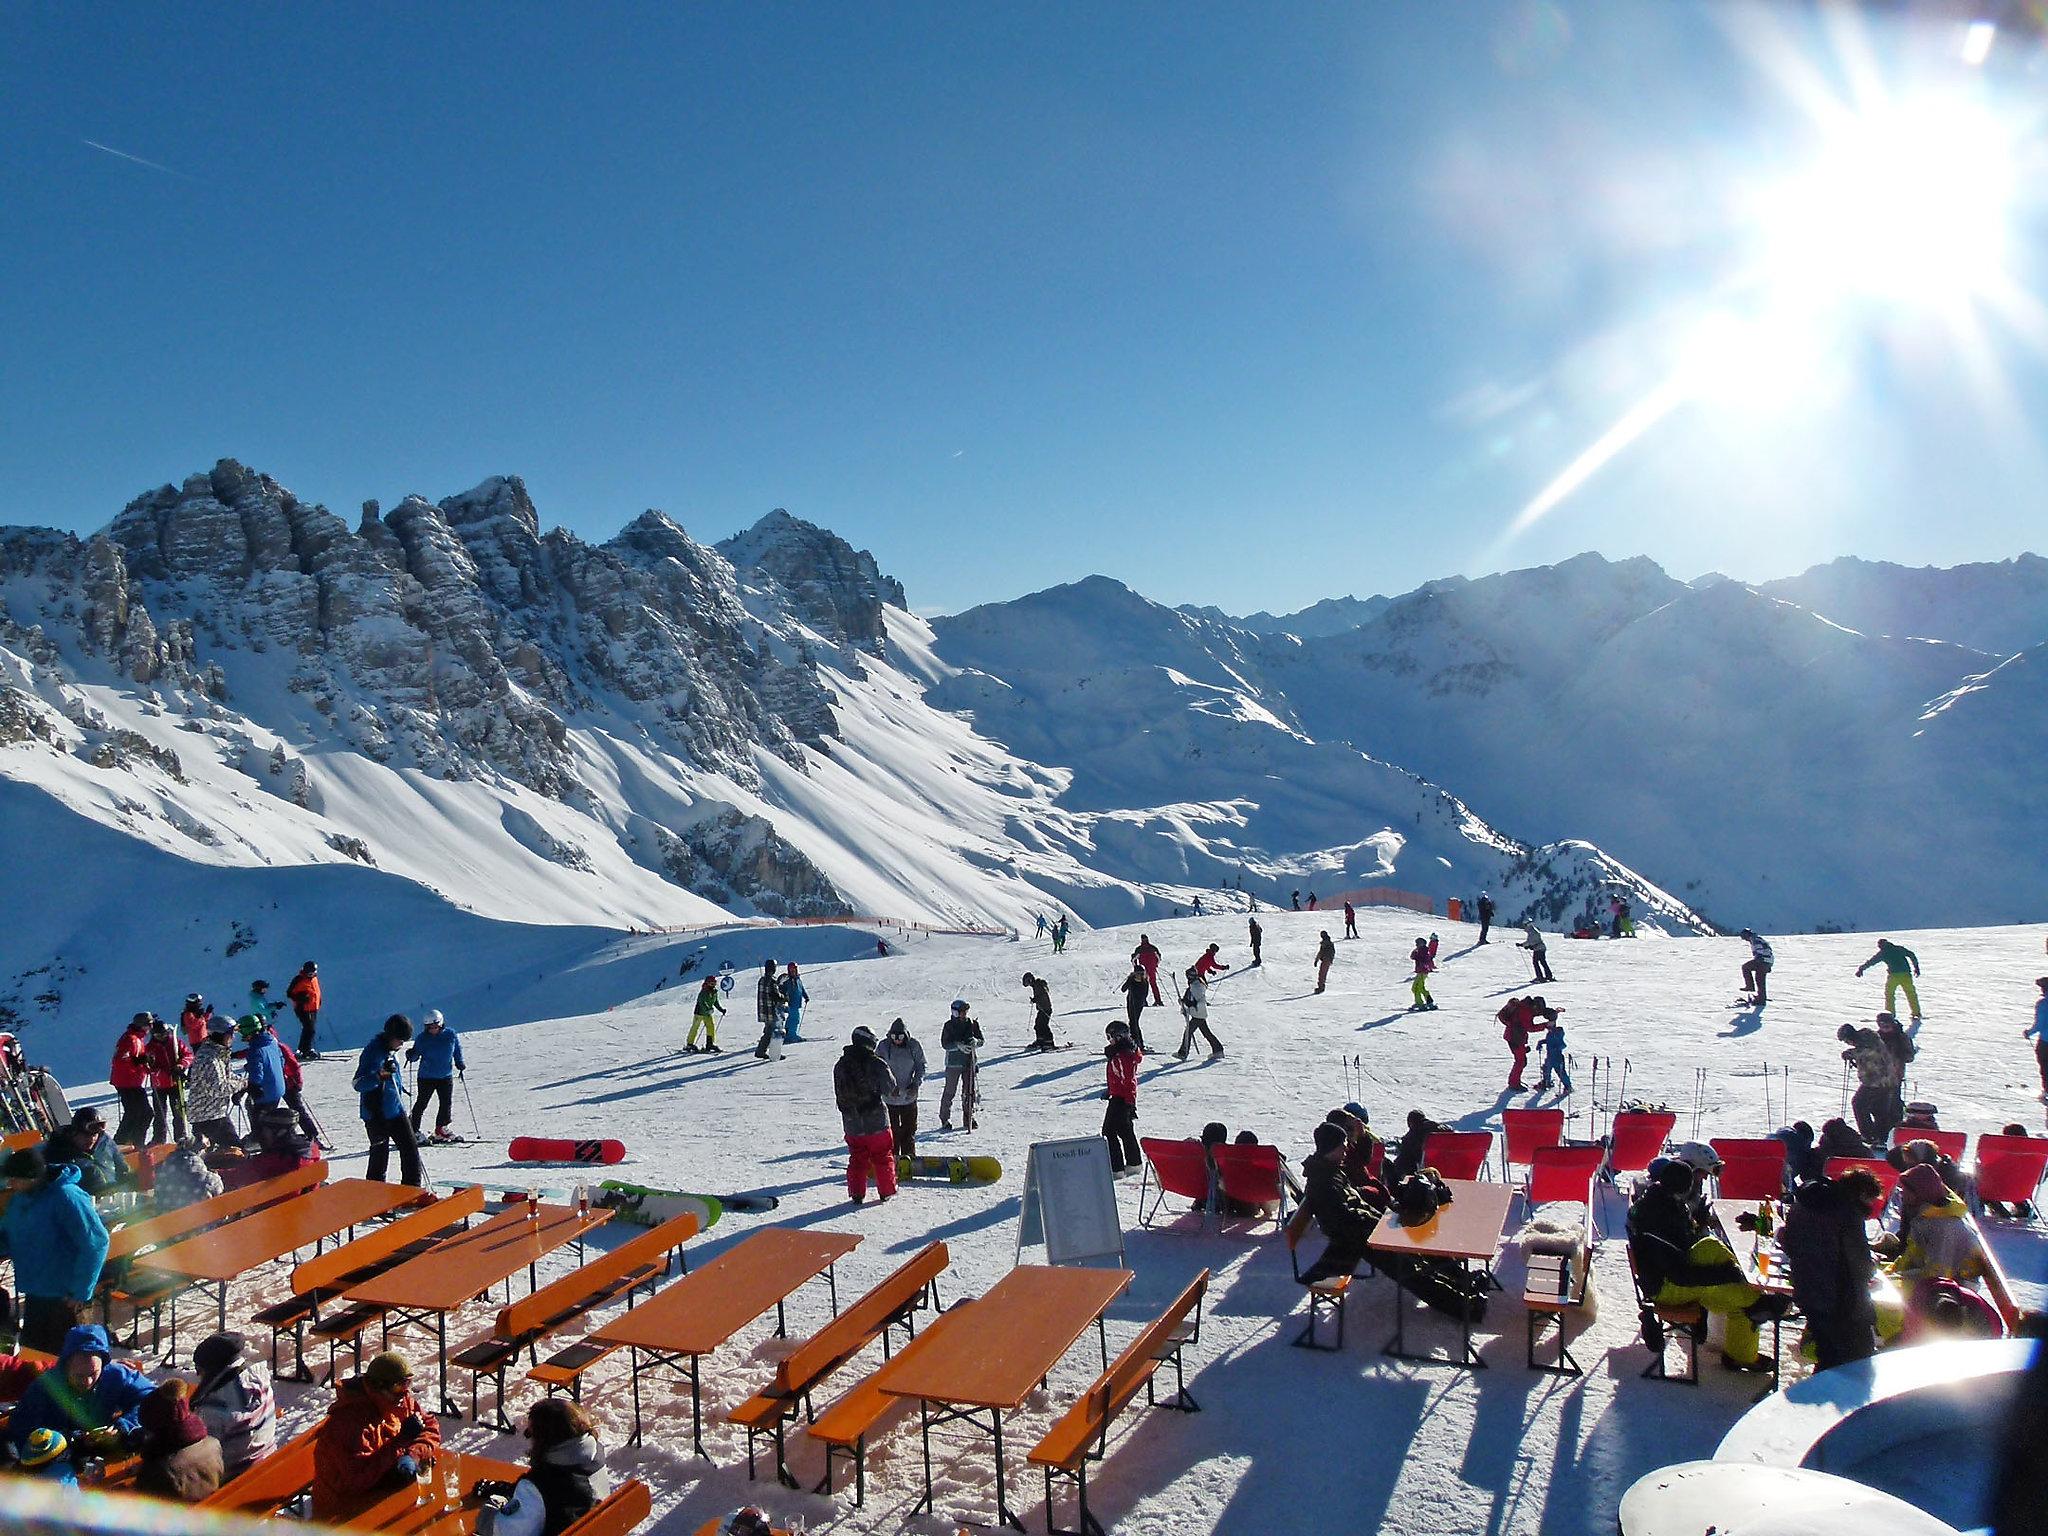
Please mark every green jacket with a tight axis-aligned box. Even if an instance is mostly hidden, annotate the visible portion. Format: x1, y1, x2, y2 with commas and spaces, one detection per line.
1858, 940, 1918, 977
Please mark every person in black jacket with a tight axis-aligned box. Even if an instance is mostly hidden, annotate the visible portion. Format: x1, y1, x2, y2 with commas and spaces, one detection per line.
482, 1399, 612, 1536
1476, 892, 1495, 945
1022, 973, 1055, 1052
1626, 1161, 1772, 1371
1118, 966, 1152, 1052
1780, 1168, 1882, 1370
1299, 1123, 1388, 1282
1387, 1110, 1438, 1185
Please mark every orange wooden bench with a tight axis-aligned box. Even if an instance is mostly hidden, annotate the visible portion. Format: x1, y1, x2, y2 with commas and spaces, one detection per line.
805, 1301, 972, 1505
197, 1422, 322, 1517
267, 1184, 485, 1382
1626, 1244, 1705, 1384
453, 1210, 699, 1427
560, 1477, 653, 1536
1283, 1207, 1350, 1350
728, 1240, 947, 1487
99, 1160, 330, 1353
1030, 1269, 1208, 1536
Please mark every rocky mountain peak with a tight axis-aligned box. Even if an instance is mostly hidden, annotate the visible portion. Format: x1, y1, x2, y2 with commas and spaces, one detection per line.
717, 509, 906, 657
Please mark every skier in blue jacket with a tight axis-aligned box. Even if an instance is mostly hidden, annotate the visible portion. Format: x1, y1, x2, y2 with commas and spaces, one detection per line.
237, 1017, 287, 1110
7, 1324, 155, 1457
406, 1010, 466, 1142
0, 1149, 111, 1352
782, 963, 809, 1044
353, 1016, 422, 1187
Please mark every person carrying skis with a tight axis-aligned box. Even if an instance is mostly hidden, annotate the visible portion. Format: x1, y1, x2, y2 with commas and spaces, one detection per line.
353, 1016, 422, 1187
1102, 1021, 1142, 1173
1175, 967, 1223, 1059
1313, 931, 1336, 994
180, 995, 214, 1050
109, 1015, 155, 1149
406, 1010, 465, 1142
1407, 934, 1440, 1012
145, 1015, 193, 1145
1838, 1021, 1902, 1147
1856, 939, 1923, 1023
1132, 935, 1164, 1006
1191, 943, 1230, 983
751, 960, 785, 1059
1247, 915, 1263, 967
833, 1026, 898, 1205
685, 977, 724, 1052
186, 1020, 241, 1150
2028, 977, 2048, 1101
937, 1000, 983, 1132
1517, 920, 1555, 983
1497, 996, 1559, 1092
285, 962, 322, 1060
781, 963, 809, 1044
1535, 1018, 1572, 1096
1739, 929, 1774, 1006
1343, 901, 1358, 939
1476, 892, 1495, 945
1118, 965, 1152, 1051
879, 1018, 926, 1158
1021, 973, 1055, 1051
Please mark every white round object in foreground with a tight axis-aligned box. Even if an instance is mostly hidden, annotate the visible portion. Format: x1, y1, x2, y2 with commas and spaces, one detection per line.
1619, 1460, 1964, 1536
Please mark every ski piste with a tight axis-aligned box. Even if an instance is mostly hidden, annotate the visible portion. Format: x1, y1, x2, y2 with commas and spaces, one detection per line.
895, 1153, 1002, 1185
508, 1135, 627, 1165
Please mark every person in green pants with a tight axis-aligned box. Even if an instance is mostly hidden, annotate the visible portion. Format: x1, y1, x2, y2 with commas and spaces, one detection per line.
1855, 939, 1923, 1022
1627, 1160, 1776, 1372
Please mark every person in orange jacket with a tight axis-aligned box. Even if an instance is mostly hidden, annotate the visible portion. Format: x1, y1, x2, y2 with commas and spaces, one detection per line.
311, 1352, 441, 1523
285, 962, 322, 1060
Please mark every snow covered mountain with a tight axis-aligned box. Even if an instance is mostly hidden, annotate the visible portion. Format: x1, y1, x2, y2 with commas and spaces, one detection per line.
1758, 553, 2048, 657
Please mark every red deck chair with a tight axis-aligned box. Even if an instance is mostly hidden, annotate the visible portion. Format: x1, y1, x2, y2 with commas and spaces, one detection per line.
1421, 1130, 1494, 1182
1210, 1143, 1288, 1224
1822, 1157, 1902, 1206
1137, 1138, 1214, 1227
1891, 1126, 1968, 1162
1976, 1134, 2048, 1217
1526, 1144, 1604, 1216
1606, 1110, 1677, 1181
1709, 1138, 1788, 1202
1501, 1108, 1565, 1184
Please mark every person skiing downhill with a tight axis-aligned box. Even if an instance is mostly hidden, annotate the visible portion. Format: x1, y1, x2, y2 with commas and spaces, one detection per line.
1132, 935, 1164, 1006
685, 977, 724, 1052
1022, 973, 1055, 1051
1118, 965, 1152, 1052
405, 1011, 465, 1142
879, 1019, 926, 1158
937, 1001, 983, 1132
1313, 931, 1336, 994
1191, 944, 1230, 982
1856, 939, 1924, 1023
1247, 915, 1263, 967
781, 963, 809, 1044
1476, 892, 1495, 945
1518, 921, 1555, 983
1102, 1022, 1142, 1174
1175, 968, 1223, 1059
834, 1027, 898, 1205
1408, 934, 1440, 1012
1344, 901, 1358, 939
1739, 929, 1774, 1006
285, 962, 322, 1060
752, 960, 786, 1059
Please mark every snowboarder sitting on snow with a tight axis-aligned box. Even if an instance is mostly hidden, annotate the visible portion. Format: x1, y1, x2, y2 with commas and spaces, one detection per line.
1022, 972, 1055, 1051
406, 1011, 465, 1143
834, 1026, 899, 1206
937, 1000, 983, 1132
751, 960, 785, 1059
686, 977, 724, 1053
1298, 1121, 1390, 1283
1626, 1159, 1776, 1373
1855, 938, 1923, 1023
1102, 1022, 1142, 1174
1407, 934, 1439, 1011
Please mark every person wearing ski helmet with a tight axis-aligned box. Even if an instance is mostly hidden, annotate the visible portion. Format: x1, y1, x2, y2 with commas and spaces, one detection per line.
833, 1026, 898, 1204
878, 1019, 926, 1159
180, 994, 214, 1049
1475, 891, 1495, 945
937, 1000, 983, 1131
235, 1015, 288, 1112
405, 1010, 465, 1142
353, 1016, 421, 1187
109, 1014, 155, 1148
245, 980, 280, 1027
1022, 972, 1055, 1052
1626, 1159, 1773, 1372
1102, 1021, 1142, 1173
286, 962, 322, 1060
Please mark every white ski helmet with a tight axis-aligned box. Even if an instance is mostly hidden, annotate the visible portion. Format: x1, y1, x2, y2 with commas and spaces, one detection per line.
1671, 1141, 1721, 1175
423, 1008, 445, 1029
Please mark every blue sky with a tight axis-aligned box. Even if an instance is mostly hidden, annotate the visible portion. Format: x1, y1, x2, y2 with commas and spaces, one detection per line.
3, 3, 2043, 615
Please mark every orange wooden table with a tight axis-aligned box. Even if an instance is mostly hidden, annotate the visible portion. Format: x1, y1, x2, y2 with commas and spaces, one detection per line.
1366, 1177, 1514, 1369
342, 1201, 610, 1415
591, 1226, 861, 1455
136, 1177, 431, 1331
875, 1264, 1132, 1532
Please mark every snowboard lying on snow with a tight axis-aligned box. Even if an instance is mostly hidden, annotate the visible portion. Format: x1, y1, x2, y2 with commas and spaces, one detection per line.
508, 1136, 627, 1165
896, 1154, 1002, 1185
595, 1178, 782, 1227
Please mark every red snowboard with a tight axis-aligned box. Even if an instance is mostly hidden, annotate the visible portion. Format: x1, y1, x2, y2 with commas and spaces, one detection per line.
507, 1136, 627, 1166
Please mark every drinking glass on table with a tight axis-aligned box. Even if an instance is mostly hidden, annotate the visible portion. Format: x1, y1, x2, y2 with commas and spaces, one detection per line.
439, 1455, 462, 1512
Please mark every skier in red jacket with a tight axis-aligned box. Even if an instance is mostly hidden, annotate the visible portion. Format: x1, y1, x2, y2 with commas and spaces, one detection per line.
144, 1017, 193, 1144
109, 1016, 154, 1147
1102, 1022, 1143, 1173
1131, 936, 1164, 1005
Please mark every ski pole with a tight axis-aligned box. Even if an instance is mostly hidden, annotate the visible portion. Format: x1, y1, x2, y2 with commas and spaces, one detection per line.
459, 1070, 481, 1141
1762, 1059, 1773, 1130
1840, 1061, 1851, 1117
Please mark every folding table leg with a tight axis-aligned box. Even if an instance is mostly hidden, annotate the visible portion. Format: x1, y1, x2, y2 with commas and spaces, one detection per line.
627, 1347, 644, 1446
689, 1353, 707, 1459
994, 1408, 1023, 1532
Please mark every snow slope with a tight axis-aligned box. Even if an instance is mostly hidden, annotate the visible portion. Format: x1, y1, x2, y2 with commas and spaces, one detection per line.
52, 905, 2048, 1536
